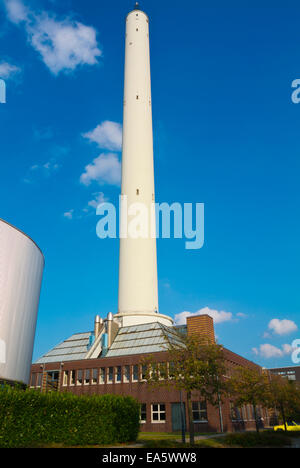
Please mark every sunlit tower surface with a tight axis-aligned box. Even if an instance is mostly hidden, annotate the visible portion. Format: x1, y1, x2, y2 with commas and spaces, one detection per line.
116, 3, 173, 327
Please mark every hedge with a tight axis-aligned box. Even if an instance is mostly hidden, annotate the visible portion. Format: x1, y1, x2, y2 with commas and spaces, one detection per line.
0, 386, 140, 447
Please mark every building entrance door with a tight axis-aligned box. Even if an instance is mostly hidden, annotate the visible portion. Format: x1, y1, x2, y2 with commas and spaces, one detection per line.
171, 403, 186, 432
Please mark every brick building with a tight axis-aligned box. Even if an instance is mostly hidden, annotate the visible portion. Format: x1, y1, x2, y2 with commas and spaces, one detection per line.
30, 314, 270, 433
269, 366, 300, 383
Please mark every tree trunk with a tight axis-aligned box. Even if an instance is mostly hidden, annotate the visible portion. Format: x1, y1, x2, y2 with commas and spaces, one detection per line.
218, 393, 224, 433
187, 391, 194, 445
280, 403, 287, 432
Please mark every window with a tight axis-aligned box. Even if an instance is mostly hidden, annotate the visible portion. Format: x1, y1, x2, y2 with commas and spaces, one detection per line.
70, 370, 75, 386
140, 364, 147, 381
124, 365, 130, 383
151, 404, 166, 422
169, 362, 176, 379
140, 404, 147, 423
62, 370, 69, 386
230, 404, 242, 421
46, 371, 59, 391
159, 362, 167, 380
99, 368, 105, 384
192, 401, 207, 422
36, 373, 42, 387
132, 365, 139, 382
84, 369, 90, 385
92, 369, 98, 385
77, 370, 83, 385
30, 373, 36, 387
115, 366, 122, 383
108, 367, 114, 384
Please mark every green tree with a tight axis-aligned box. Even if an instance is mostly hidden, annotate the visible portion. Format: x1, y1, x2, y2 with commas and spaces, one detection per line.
267, 374, 300, 431
228, 366, 270, 433
141, 329, 227, 445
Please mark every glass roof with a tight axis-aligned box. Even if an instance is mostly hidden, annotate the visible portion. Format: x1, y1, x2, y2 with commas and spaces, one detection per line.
34, 323, 186, 364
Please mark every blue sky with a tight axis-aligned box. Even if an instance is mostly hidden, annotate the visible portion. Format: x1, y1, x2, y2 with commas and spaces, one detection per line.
1, 0, 300, 368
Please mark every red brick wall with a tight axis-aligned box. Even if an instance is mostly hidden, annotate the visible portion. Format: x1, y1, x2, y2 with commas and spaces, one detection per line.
30, 349, 269, 433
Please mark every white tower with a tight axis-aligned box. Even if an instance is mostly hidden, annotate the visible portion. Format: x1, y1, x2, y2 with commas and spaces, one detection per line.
116, 3, 172, 327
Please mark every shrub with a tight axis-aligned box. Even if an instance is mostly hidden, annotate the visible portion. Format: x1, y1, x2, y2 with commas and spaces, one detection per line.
0, 386, 140, 448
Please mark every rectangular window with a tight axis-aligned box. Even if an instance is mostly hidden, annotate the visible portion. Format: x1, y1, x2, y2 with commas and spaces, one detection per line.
84, 369, 90, 385
77, 370, 83, 385
140, 403, 147, 423
159, 362, 167, 380
108, 367, 114, 384
132, 365, 139, 382
124, 365, 130, 383
140, 364, 147, 381
192, 401, 207, 422
230, 404, 241, 421
99, 368, 105, 384
169, 362, 175, 379
62, 370, 69, 386
30, 373, 36, 387
36, 373, 42, 387
115, 366, 122, 383
92, 369, 98, 385
151, 403, 166, 422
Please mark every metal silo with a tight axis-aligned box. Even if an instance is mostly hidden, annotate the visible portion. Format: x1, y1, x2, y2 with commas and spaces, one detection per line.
0, 219, 44, 385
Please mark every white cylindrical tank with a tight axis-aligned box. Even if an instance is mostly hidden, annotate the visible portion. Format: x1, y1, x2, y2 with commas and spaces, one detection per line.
0, 219, 44, 385
117, 5, 172, 327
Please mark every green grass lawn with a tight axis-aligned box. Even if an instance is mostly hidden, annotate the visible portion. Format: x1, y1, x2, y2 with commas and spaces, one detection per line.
19, 430, 300, 449
138, 430, 297, 449
138, 431, 217, 441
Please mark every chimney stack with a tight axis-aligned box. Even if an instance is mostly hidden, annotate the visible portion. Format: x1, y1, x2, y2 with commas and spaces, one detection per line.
94, 315, 103, 338
186, 314, 215, 344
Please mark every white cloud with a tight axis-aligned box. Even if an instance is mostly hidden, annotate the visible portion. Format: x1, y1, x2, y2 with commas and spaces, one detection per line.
26, 159, 59, 179
0, 61, 21, 79
252, 343, 294, 359
63, 192, 108, 221
82, 121, 123, 152
4, 0, 28, 24
268, 318, 298, 336
174, 307, 233, 326
4, 0, 102, 75
24, 145, 68, 183
87, 191, 107, 209
80, 153, 121, 186
63, 209, 74, 220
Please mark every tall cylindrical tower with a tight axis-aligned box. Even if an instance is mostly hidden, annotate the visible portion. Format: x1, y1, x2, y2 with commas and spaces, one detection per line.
0, 219, 44, 385
117, 4, 172, 327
